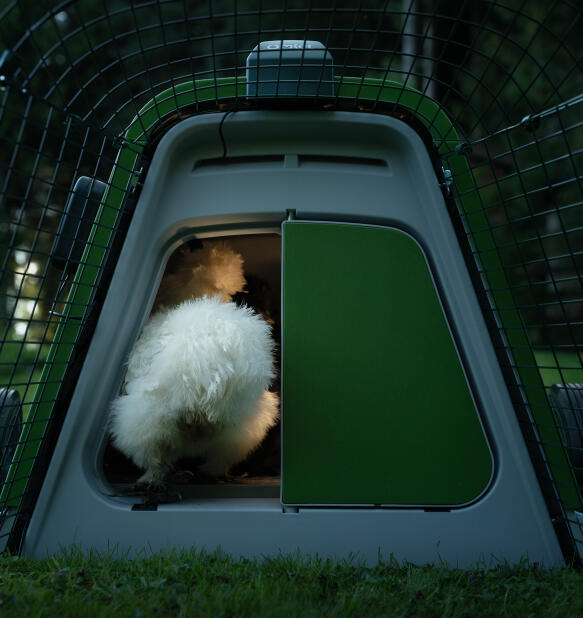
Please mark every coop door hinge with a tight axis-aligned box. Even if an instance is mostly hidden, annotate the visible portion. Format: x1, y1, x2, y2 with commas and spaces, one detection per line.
129, 167, 145, 199
440, 168, 453, 197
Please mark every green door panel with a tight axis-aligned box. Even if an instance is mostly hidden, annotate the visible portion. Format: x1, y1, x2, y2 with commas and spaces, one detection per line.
282, 222, 493, 506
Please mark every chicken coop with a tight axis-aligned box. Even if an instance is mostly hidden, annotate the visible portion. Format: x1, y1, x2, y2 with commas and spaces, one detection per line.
0, 1, 582, 567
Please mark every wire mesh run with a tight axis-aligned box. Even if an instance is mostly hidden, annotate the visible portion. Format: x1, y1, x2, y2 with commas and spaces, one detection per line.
441, 91, 583, 562
0, 1, 582, 559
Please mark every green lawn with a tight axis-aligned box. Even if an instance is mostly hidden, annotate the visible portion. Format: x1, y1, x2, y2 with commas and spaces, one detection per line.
534, 350, 583, 387
1, 548, 583, 617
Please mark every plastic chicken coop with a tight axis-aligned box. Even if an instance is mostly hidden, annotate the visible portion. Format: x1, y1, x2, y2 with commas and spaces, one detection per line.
0, 1, 582, 568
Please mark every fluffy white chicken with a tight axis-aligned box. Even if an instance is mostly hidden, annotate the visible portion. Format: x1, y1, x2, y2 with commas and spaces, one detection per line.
109, 241, 279, 490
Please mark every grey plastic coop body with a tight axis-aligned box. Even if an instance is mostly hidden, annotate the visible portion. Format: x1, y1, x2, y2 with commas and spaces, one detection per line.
15, 42, 567, 566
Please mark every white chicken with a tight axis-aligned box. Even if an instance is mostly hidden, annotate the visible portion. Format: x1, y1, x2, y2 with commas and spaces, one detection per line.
108, 241, 279, 491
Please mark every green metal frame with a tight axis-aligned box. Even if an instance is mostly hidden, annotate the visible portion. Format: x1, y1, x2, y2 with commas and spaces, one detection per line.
2, 76, 578, 517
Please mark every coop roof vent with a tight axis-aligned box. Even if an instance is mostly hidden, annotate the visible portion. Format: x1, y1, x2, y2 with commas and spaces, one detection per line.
246, 40, 334, 98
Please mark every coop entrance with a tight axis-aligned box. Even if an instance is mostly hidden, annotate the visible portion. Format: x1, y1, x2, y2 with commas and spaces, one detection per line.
102, 220, 494, 506
102, 232, 282, 498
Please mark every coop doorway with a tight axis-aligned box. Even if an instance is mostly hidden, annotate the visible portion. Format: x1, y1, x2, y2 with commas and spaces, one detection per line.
102, 232, 282, 499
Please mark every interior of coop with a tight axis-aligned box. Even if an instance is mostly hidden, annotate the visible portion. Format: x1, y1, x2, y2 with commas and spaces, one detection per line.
102, 232, 282, 495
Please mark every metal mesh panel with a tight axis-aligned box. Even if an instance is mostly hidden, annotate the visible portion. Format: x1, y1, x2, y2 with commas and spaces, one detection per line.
440, 93, 583, 561
0, 0, 581, 558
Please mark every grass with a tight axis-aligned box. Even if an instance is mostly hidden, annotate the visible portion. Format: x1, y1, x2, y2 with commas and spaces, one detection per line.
1, 548, 583, 617
534, 350, 583, 387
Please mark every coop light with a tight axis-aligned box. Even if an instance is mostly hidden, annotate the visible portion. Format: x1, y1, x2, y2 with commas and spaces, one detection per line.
246, 40, 334, 97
